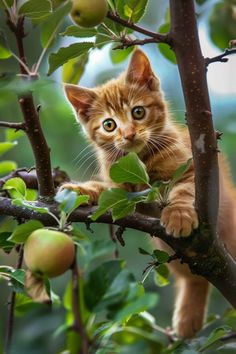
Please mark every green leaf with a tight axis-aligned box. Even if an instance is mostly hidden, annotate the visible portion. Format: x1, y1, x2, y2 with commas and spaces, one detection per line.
62, 53, 89, 84
10, 269, 26, 293
14, 293, 38, 316
209, 2, 236, 50
138, 247, 152, 256
115, 293, 158, 323
8, 220, 44, 244
110, 152, 149, 185
0, 141, 17, 156
19, 0, 52, 20
85, 260, 124, 311
0, 161, 17, 176
154, 264, 170, 287
117, 0, 148, 22
3, 177, 26, 199
25, 188, 38, 201
55, 189, 89, 214
91, 188, 135, 221
0, 0, 13, 8
110, 46, 134, 64
48, 42, 94, 75
199, 326, 232, 351
40, 1, 72, 48
60, 25, 97, 38
12, 199, 49, 214
158, 23, 177, 64
170, 158, 193, 187
0, 232, 15, 253
5, 128, 24, 142
0, 33, 12, 59
95, 33, 112, 49
153, 250, 169, 263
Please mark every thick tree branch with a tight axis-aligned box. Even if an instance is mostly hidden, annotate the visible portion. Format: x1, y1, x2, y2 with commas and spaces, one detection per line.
0, 167, 70, 190
107, 11, 170, 44
0, 196, 236, 308
0, 121, 25, 130
7, 14, 55, 200
205, 48, 236, 66
169, 0, 219, 232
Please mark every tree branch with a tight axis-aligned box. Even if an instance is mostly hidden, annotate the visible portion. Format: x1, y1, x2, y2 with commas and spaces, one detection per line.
0, 121, 25, 130
205, 48, 236, 66
169, 0, 219, 231
71, 254, 90, 354
107, 11, 170, 44
4, 245, 24, 354
0, 167, 70, 190
0, 196, 236, 308
113, 37, 161, 49
7, 14, 55, 200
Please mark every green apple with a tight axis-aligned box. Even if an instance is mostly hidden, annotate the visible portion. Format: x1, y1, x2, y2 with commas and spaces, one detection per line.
24, 229, 75, 278
70, 0, 108, 28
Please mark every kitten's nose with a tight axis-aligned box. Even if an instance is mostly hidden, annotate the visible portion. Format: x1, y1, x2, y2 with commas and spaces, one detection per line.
123, 130, 136, 141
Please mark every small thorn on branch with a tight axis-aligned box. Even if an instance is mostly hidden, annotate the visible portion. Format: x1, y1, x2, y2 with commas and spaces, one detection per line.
115, 226, 126, 247
215, 130, 223, 140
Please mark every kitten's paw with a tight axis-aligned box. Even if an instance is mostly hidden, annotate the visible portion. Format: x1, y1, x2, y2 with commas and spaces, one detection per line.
59, 183, 98, 204
160, 205, 198, 237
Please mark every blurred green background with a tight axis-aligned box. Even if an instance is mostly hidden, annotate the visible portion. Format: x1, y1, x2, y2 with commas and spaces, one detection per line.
0, 0, 235, 353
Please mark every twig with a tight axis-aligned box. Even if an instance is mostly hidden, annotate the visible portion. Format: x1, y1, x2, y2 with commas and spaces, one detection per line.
107, 11, 170, 44
113, 37, 161, 49
205, 48, 236, 66
221, 330, 236, 342
4, 245, 24, 354
0, 121, 25, 130
71, 253, 90, 354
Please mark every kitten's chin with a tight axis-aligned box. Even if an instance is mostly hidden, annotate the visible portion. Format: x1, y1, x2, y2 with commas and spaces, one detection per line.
119, 142, 145, 154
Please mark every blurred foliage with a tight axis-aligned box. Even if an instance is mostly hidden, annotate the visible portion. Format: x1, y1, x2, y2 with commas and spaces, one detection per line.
0, 0, 236, 353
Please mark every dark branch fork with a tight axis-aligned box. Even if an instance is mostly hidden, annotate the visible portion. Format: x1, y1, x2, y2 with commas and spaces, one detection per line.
0, 121, 25, 130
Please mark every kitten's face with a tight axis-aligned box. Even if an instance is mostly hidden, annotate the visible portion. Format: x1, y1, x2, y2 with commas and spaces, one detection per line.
65, 49, 167, 159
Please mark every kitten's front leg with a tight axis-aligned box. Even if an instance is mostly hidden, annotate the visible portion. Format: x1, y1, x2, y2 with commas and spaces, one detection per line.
59, 181, 112, 204
160, 176, 199, 237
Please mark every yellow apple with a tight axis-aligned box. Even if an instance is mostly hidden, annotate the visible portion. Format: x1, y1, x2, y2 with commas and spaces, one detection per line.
24, 229, 75, 278
70, 0, 108, 28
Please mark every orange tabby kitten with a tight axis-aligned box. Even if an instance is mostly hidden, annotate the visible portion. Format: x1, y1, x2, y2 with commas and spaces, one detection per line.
62, 49, 236, 338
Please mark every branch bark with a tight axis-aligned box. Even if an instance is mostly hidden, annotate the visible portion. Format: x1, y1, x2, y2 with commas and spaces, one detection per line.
7, 14, 55, 200
107, 11, 170, 44
0, 196, 236, 307
0, 121, 25, 130
169, 0, 219, 231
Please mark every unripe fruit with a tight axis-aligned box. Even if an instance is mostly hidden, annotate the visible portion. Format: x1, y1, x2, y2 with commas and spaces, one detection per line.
70, 0, 108, 28
24, 229, 75, 278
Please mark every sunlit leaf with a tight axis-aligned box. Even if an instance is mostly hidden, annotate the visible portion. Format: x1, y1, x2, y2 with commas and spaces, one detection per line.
8, 220, 44, 244
62, 54, 89, 84
3, 177, 26, 199
110, 46, 134, 64
0, 161, 17, 176
110, 152, 149, 185
154, 264, 170, 287
19, 0, 52, 20
48, 42, 94, 75
0, 141, 17, 157
158, 23, 177, 64
60, 25, 97, 38
40, 1, 72, 48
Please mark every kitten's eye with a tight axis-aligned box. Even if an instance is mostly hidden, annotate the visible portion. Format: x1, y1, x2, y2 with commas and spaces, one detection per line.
103, 118, 117, 132
132, 106, 146, 120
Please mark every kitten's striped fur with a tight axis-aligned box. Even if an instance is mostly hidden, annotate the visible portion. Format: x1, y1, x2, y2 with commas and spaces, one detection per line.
63, 49, 236, 338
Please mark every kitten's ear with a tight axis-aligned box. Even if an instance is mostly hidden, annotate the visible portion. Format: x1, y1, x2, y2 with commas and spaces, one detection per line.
64, 84, 96, 120
126, 49, 159, 90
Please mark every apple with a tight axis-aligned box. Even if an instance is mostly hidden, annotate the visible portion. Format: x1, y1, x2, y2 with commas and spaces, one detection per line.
70, 0, 108, 28
24, 229, 75, 278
